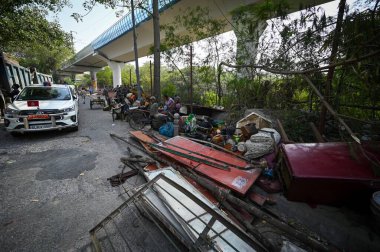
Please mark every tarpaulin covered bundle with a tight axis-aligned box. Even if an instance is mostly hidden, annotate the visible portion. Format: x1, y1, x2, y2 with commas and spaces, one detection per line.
244, 128, 281, 159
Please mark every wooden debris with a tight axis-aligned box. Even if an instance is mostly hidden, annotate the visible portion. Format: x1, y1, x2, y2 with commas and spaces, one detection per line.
309, 122, 326, 143
276, 119, 291, 143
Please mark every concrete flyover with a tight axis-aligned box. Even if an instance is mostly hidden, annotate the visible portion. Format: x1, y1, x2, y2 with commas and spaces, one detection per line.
61, 0, 331, 87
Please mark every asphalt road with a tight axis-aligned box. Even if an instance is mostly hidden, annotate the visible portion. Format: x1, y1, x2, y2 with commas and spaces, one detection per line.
0, 99, 171, 251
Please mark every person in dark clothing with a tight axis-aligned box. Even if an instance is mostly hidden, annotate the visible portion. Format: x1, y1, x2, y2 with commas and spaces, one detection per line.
10, 84, 20, 102
0, 89, 5, 117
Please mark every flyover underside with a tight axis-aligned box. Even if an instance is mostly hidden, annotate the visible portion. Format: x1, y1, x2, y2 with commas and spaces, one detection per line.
63, 0, 331, 74
97, 0, 257, 63
63, 0, 261, 72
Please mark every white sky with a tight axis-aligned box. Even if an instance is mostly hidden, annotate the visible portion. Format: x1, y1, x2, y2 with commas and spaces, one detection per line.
48, 2, 122, 52
48, 0, 357, 63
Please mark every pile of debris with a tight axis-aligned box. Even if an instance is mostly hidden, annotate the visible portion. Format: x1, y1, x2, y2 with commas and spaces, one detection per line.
92, 109, 380, 251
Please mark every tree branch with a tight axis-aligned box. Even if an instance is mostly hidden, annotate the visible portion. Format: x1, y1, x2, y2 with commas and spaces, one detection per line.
218, 50, 380, 76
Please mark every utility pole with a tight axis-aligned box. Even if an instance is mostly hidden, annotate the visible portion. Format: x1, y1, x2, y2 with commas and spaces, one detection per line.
129, 68, 132, 86
69, 31, 76, 53
131, 0, 141, 99
150, 60, 153, 96
153, 0, 161, 101
318, 0, 346, 133
190, 45, 193, 114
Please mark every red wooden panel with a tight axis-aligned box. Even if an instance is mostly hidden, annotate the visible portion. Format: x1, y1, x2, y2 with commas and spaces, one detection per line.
157, 136, 261, 195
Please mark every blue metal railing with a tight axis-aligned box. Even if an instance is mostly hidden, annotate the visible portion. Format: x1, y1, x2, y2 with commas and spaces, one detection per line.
62, 0, 179, 70
92, 0, 179, 50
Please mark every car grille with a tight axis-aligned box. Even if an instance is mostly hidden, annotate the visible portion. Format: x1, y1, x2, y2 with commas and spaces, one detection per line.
14, 122, 67, 129
27, 116, 63, 121
19, 109, 60, 115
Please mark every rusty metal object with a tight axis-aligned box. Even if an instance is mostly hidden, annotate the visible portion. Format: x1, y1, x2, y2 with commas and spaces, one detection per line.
90, 173, 267, 252
120, 157, 155, 164
107, 169, 139, 187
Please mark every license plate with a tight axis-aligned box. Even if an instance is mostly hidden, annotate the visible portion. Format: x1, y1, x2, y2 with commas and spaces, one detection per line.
30, 124, 52, 129
28, 114, 50, 120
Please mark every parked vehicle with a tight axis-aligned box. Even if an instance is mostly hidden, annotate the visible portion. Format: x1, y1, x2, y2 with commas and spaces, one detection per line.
0, 52, 53, 102
4, 84, 79, 135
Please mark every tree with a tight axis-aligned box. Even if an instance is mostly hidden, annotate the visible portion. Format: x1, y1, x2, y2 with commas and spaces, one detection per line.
121, 64, 136, 86
96, 67, 113, 88
216, 0, 380, 131
79, 73, 91, 87
152, 0, 161, 101
0, 1, 71, 52
160, 6, 235, 105
318, 0, 346, 133
0, 0, 74, 74
130, 0, 142, 98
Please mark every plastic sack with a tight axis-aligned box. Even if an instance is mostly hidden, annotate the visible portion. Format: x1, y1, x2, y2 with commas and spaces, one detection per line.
159, 122, 174, 137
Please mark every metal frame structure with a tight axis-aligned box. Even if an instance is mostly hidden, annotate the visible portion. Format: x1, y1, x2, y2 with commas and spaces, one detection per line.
89, 173, 265, 252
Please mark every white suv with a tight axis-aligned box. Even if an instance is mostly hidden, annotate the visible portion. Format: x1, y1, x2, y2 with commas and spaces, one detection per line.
4, 84, 79, 135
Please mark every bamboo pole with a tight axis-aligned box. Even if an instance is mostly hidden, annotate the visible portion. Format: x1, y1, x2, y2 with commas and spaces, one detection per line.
309, 122, 326, 143
276, 119, 291, 143
302, 74, 360, 144
190, 45, 193, 114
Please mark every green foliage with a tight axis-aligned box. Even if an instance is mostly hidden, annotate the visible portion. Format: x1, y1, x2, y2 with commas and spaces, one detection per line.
332, 2, 380, 119
121, 64, 136, 86
0, 4, 71, 52
139, 62, 153, 94
231, 0, 290, 20
0, 0, 74, 74
221, 0, 380, 123
0, 0, 69, 15
96, 67, 113, 88
79, 74, 91, 87
63, 77, 74, 85
160, 6, 235, 105
17, 40, 73, 75
161, 83, 176, 98
201, 91, 217, 107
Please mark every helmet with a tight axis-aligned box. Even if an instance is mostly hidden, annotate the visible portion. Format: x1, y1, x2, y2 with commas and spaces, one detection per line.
150, 96, 156, 101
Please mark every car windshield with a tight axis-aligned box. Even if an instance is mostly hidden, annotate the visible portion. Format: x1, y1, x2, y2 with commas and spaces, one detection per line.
16, 86, 71, 101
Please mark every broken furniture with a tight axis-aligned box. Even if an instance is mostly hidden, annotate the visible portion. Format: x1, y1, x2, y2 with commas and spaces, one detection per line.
141, 135, 263, 196
90, 171, 262, 251
279, 142, 380, 205
90, 96, 106, 109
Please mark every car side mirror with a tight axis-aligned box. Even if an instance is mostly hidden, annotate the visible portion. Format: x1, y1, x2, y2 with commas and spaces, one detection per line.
73, 95, 77, 100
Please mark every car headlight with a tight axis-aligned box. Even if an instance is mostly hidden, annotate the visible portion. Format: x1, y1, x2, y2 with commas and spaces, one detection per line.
62, 106, 75, 112
5, 107, 19, 115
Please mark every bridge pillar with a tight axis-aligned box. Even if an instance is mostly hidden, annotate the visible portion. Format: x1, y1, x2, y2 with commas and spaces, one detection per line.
232, 7, 267, 78
108, 61, 125, 88
90, 71, 98, 90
